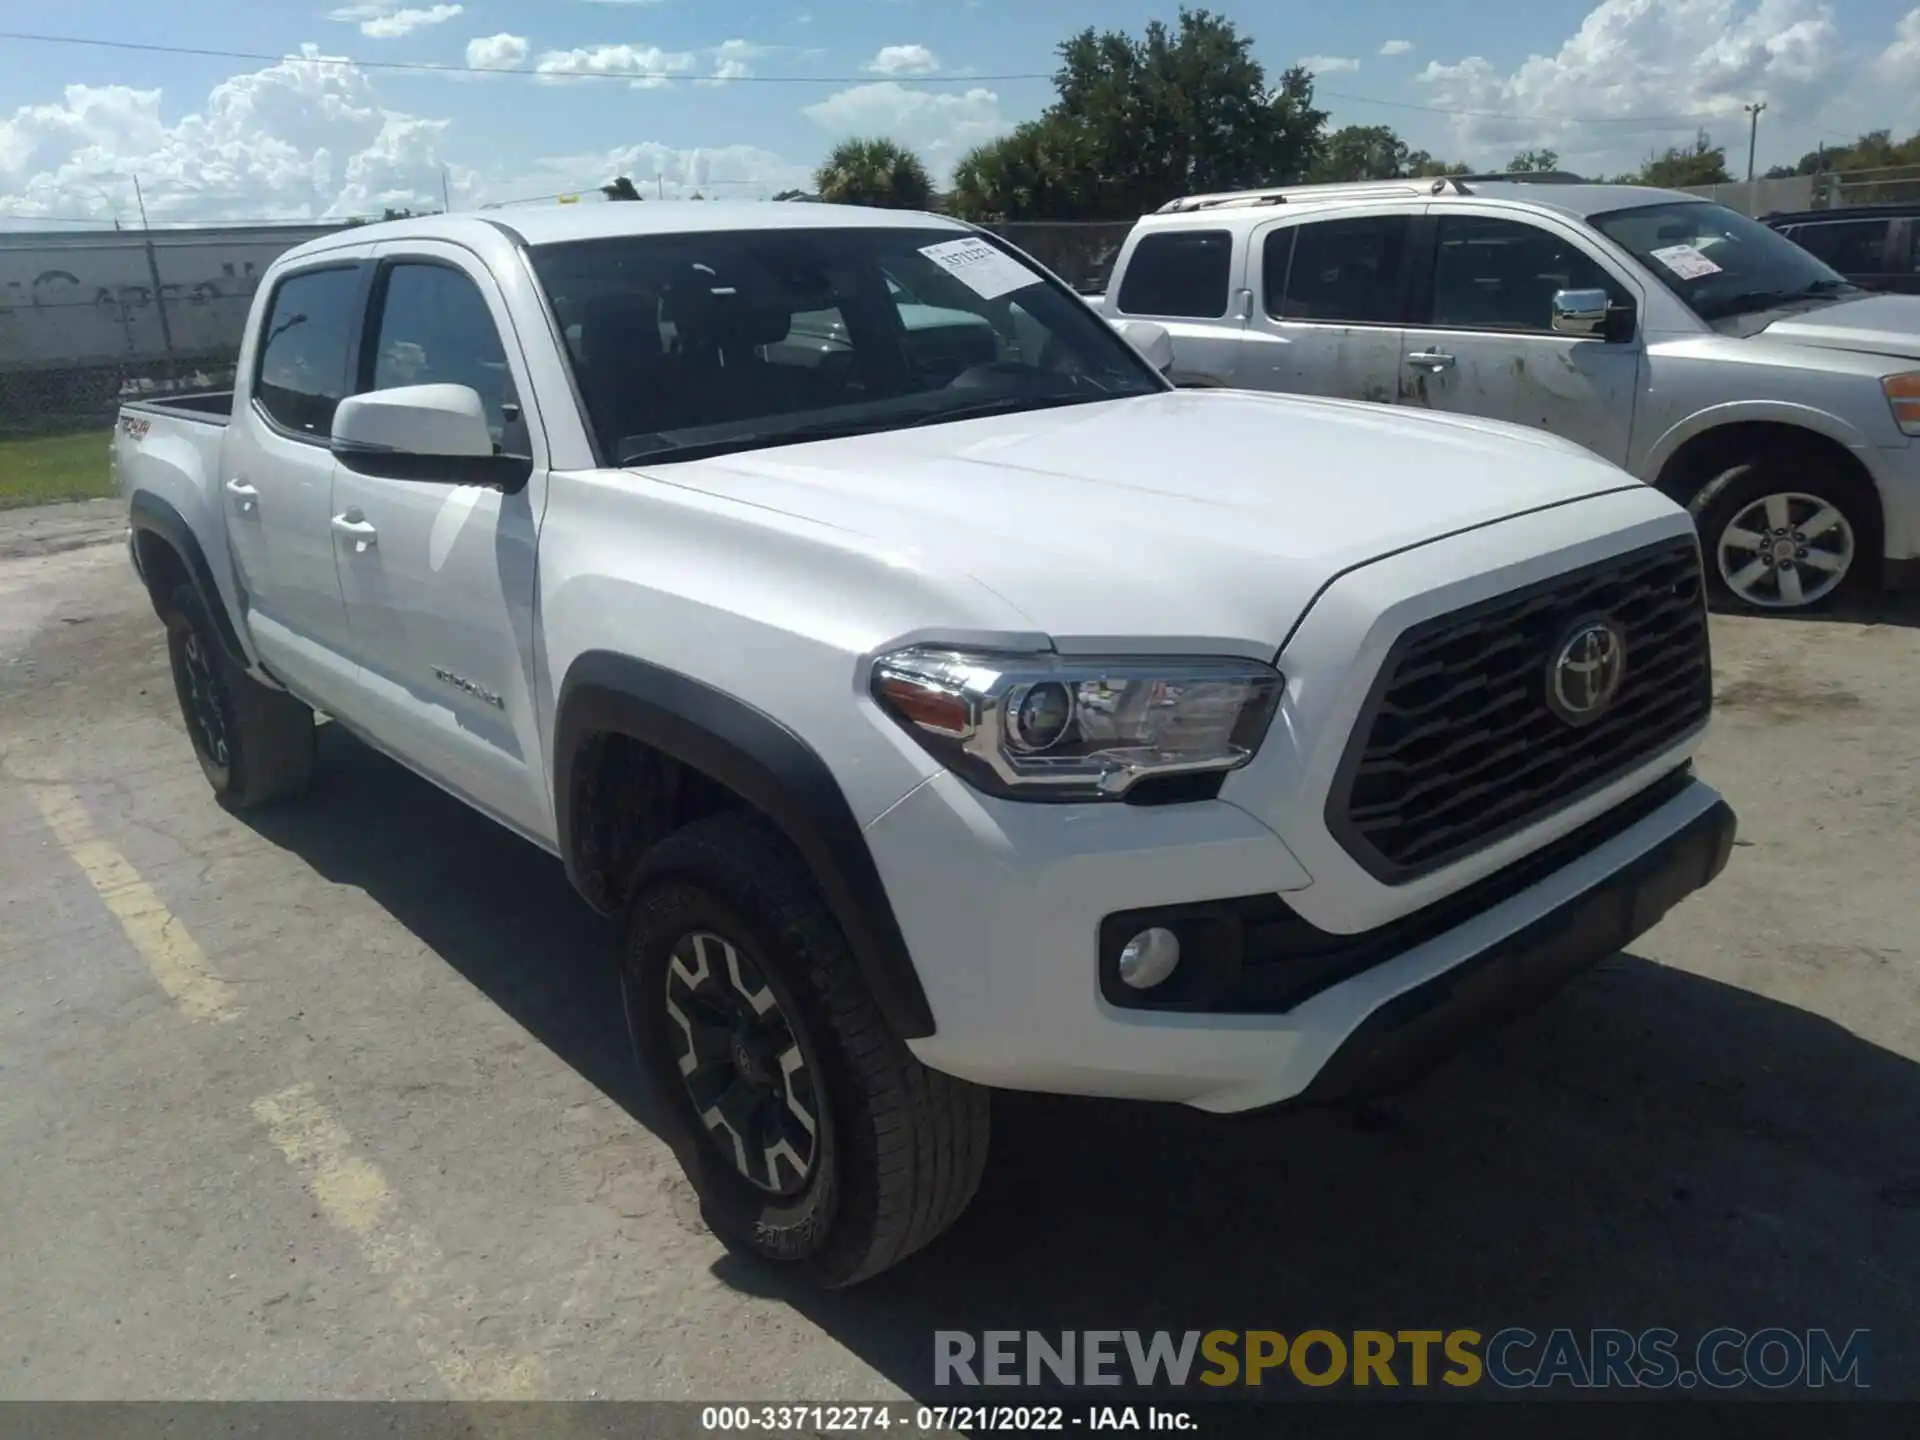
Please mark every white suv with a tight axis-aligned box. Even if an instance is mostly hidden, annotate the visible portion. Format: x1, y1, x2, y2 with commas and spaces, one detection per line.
1100, 176, 1920, 613
117, 201, 1735, 1286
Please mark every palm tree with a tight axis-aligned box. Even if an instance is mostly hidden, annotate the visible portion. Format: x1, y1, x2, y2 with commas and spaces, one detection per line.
600, 176, 643, 201
812, 138, 934, 210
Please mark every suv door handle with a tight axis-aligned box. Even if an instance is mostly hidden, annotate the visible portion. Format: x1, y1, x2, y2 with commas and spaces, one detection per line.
225, 478, 258, 516
1405, 350, 1456, 372
331, 512, 378, 552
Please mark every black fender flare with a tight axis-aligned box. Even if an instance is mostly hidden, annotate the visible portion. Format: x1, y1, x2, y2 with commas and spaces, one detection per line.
553, 651, 937, 1040
128, 490, 249, 667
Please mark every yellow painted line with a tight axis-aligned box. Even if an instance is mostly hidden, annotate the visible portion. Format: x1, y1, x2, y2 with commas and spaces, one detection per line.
25, 781, 241, 1024
252, 1083, 549, 1400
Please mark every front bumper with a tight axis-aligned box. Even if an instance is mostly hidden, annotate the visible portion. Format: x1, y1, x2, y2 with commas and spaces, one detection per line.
874, 771, 1734, 1113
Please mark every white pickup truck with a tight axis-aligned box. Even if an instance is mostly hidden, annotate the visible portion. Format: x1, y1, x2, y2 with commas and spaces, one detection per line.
115, 201, 1736, 1287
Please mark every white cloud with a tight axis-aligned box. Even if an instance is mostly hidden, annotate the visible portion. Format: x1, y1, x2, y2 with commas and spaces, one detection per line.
1300, 55, 1360, 74
1414, 0, 1845, 173
534, 44, 698, 88
0, 47, 469, 224
803, 82, 1009, 179
465, 33, 529, 72
1878, 7, 1920, 84
327, 3, 464, 39
516, 140, 809, 200
1379, 39, 1414, 57
699, 39, 770, 87
867, 44, 941, 76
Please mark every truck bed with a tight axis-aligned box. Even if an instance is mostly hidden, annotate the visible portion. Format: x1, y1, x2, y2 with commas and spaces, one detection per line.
122, 392, 233, 426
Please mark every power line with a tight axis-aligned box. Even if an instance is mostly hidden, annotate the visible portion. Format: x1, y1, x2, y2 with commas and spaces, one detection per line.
0, 30, 1053, 84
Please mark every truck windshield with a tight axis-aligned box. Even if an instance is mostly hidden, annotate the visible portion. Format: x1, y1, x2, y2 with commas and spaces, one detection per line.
1590, 199, 1860, 330
528, 226, 1167, 466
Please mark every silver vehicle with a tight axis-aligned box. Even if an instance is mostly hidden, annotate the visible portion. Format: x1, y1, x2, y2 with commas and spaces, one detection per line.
1098, 177, 1920, 612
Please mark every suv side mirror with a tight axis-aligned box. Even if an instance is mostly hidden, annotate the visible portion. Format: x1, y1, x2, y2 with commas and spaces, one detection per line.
1550, 288, 1610, 336
331, 384, 530, 490
1115, 319, 1175, 374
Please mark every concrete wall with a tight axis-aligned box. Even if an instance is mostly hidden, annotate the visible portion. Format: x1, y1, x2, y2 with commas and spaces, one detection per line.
1677, 175, 1817, 217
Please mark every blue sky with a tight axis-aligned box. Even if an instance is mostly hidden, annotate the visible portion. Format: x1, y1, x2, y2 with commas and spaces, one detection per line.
2, 0, 1918, 223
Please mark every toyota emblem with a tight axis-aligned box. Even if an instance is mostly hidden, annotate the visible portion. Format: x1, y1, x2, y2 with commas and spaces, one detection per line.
1546, 617, 1628, 726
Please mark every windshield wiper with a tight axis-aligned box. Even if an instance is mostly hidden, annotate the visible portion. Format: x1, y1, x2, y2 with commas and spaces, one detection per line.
1705, 280, 1858, 320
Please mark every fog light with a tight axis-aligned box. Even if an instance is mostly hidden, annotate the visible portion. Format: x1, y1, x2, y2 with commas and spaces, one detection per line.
1117, 927, 1180, 990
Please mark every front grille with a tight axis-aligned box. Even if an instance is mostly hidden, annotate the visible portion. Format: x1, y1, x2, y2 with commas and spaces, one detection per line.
1328, 536, 1711, 882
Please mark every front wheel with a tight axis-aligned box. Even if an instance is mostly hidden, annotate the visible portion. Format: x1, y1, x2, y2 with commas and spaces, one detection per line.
1688, 461, 1879, 613
622, 812, 989, 1288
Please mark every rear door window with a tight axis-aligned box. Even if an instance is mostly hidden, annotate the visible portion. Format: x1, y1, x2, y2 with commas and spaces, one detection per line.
254, 265, 363, 439
1275, 215, 1412, 325
1115, 231, 1233, 319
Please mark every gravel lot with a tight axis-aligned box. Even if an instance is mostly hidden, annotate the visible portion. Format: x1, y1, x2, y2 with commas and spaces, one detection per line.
1, 500, 1915, 1402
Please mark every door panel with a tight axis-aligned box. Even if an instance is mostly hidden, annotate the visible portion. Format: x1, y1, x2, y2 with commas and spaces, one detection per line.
1398, 210, 1643, 466
1239, 211, 1414, 404
329, 244, 554, 844
223, 259, 368, 705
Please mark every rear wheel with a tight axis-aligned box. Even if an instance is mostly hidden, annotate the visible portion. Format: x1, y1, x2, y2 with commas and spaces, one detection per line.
1688, 460, 1879, 613
622, 811, 989, 1287
162, 584, 316, 807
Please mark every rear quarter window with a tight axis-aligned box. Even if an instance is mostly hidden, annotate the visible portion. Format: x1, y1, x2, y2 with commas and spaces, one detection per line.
1116, 230, 1233, 319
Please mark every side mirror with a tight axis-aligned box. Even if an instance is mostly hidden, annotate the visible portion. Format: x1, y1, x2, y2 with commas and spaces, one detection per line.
331, 384, 530, 490
1550, 288, 1610, 337
1116, 319, 1175, 374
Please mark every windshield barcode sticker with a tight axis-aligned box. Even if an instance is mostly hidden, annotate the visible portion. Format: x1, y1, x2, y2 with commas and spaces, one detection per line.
918, 237, 1039, 299
1649, 242, 1723, 280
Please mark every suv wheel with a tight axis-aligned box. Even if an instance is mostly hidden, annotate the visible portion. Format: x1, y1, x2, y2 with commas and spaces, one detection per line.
162, 584, 316, 807
1688, 460, 1878, 612
622, 811, 989, 1288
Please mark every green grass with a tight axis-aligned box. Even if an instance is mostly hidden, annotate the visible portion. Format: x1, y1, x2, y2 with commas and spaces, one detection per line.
0, 429, 118, 511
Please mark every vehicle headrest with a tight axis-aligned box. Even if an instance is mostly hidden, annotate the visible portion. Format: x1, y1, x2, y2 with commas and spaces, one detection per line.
578, 292, 664, 366
661, 263, 791, 348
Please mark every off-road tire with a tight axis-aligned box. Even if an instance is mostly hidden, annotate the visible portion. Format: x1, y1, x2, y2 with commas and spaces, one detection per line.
162, 584, 316, 808
1688, 459, 1880, 613
622, 811, 989, 1288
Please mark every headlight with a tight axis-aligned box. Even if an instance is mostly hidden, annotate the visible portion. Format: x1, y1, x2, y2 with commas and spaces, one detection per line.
1885, 372, 1920, 437
870, 647, 1283, 801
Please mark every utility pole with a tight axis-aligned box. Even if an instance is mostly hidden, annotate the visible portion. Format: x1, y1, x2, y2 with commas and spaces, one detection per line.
1744, 100, 1767, 182
132, 173, 175, 357
440, 164, 452, 214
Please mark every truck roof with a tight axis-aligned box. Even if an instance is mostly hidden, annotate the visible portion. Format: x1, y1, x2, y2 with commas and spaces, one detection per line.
291, 201, 975, 256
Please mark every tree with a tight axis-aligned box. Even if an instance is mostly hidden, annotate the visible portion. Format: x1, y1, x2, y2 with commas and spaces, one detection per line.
949, 8, 1327, 220
1506, 148, 1561, 173
1313, 125, 1409, 182
1310, 124, 1472, 182
1637, 129, 1731, 187
600, 176, 643, 201
812, 138, 935, 209
771, 188, 811, 201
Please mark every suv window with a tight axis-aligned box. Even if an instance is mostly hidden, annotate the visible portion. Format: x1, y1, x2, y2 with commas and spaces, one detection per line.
367, 262, 519, 449
1786, 218, 1891, 274
1275, 215, 1411, 324
1427, 215, 1626, 332
254, 266, 362, 439
1116, 231, 1232, 319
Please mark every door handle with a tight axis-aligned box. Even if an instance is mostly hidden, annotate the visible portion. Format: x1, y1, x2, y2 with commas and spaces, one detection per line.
1405, 350, 1456, 372
225, 478, 258, 516
331, 512, 378, 552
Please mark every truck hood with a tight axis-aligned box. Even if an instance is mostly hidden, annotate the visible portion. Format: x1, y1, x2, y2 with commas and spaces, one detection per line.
635, 390, 1644, 654
1759, 292, 1920, 360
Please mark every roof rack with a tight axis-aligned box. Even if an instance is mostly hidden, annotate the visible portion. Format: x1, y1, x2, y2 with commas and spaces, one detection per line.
1154, 175, 1473, 214
1454, 170, 1589, 184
